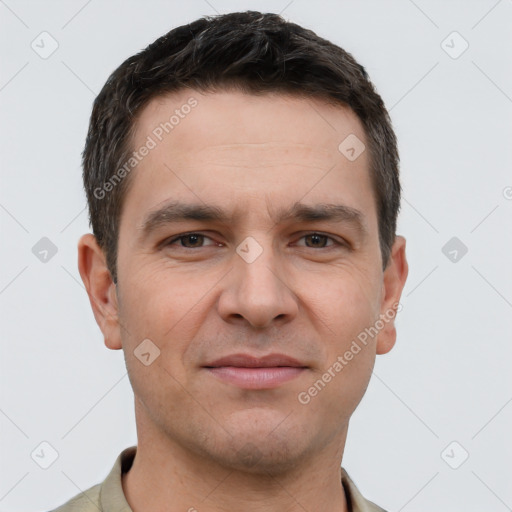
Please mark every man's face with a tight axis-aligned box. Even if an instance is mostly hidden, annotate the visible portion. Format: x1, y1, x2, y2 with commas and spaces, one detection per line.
99, 89, 406, 473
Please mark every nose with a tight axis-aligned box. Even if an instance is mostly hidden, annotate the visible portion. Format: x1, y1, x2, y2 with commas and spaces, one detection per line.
217, 241, 298, 329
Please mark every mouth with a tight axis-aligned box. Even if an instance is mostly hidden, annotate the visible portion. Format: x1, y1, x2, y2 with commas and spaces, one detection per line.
203, 353, 308, 390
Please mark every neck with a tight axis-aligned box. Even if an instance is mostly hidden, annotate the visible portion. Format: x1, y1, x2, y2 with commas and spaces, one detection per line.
122, 403, 350, 512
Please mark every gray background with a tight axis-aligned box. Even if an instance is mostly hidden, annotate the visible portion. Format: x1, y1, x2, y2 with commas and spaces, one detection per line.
1, 0, 511, 510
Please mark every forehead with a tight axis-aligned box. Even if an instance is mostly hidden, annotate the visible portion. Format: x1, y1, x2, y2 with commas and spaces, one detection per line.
122, 88, 375, 233
134, 88, 367, 154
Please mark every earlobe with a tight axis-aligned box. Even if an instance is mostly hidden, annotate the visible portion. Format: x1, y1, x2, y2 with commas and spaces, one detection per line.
77, 233, 122, 350
376, 235, 409, 355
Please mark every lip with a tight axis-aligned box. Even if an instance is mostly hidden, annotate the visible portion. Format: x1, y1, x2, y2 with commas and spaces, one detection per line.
203, 353, 308, 390
205, 353, 306, 368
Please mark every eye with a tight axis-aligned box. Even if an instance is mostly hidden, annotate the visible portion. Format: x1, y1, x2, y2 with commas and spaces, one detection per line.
296, 233, 344, 249
163, 232, 346, 251
167, 233, 218, 248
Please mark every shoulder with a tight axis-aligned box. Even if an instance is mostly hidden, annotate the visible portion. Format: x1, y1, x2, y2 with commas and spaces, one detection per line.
46, 446, 136, 512
48, 483, 102, 512
341, 466, 388, 512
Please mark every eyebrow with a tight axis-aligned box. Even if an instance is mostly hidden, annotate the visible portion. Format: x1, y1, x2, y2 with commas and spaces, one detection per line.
138, 200, 368, 243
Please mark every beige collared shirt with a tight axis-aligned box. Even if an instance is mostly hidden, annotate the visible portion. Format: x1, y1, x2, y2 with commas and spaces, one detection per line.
50, 446, 387, 512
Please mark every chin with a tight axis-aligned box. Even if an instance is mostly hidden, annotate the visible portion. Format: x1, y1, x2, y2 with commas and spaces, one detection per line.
202, 414, 315, 476
216, 436, 306, 476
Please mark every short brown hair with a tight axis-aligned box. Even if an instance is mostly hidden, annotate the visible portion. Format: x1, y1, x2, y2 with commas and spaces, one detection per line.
83, 10, 401, 284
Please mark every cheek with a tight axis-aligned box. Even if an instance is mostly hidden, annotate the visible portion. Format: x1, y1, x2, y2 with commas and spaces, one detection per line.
120, 262, 214, 334
118, 263, 230, 394
298, 302, 378, 425
301, 263, 381, 335
118, 269, 207, 423
299, 268, 380, 398
116, 269, 203, 388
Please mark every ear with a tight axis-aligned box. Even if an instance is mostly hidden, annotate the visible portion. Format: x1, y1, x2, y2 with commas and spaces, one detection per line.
376, 235, 409, 355
77, 233, 122, 350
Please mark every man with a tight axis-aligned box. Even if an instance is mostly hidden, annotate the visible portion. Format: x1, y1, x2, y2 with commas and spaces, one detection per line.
52, 10, 408, 512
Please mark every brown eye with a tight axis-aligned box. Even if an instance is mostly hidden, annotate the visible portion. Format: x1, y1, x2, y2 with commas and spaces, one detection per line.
303, 233, 331, 248
166, 233, 215, 249
294, 232, 347, 250
178, 234, 204, 248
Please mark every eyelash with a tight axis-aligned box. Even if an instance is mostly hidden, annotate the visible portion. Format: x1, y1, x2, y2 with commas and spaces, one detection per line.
165, 232, 346, 250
